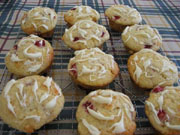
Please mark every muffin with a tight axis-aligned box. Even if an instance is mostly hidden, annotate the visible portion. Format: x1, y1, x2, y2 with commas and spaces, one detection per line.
5, 34, 54, 76
64, 5, 100, 26
145, 86, 180, 135
68, 48, 119, 89
62, 20, 110, 50
0, 75, 64, 133
122, 24, 162, 54
76, 89, 136, 135
21, 7, 57, 37
105, 5, 142, 32
127, 49, 178, 89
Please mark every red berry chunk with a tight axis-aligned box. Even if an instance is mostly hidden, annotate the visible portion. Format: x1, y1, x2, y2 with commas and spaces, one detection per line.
71, 8, 76, 10
144, 45, 152, 48
113, 16, 120, 20
157, 110, 167, 122
73, 37, 80, 42
35, 40, 45, 47
53, 16, 56, 19
152, 86, 164, 93
82, 101, 94, 113
13, 45, 18, 50
71, 63, 77, 77
101, 32, 105, 37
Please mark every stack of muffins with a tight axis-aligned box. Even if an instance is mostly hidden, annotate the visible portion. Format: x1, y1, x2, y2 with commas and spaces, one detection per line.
0, 4, 179, 135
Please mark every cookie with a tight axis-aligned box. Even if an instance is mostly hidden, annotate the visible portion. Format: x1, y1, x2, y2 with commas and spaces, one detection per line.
122, 24, 162, 54
145, 86, 180, 135
64, 5, 100, 26
5, 34, 54, 76
62, 20, 110, 50
21, 7, 57, 37
68, 48, 119, 89
127, 49, 178, 89
105, 5, 142, 32
0, 75, 64, 133
76, 89, 136, 135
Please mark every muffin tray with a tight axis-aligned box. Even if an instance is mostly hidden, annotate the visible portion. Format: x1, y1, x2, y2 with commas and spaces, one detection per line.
0, 3, 180, 135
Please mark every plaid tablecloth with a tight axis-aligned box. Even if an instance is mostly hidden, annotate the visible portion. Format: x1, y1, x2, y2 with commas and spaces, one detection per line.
0, 0, 180, 135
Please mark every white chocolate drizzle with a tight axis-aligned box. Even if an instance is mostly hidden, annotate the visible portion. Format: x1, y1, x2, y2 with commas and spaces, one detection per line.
24, 115, 40, 122
33, 80, 39, 102
23, 45, 42, 59
65, 20, 109, 46
82, 119, 100, 135
110, 112, 126, 133
71, 48, 115, 81
10, 54, 23, 62
45, 96, 59, 109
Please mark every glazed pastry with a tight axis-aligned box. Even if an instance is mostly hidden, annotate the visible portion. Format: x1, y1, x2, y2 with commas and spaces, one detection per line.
21, 7, 57, 37
105, 5, 142, 32
145, 86, 180, 135
122, 24, 162, 54
68, 48, 119, 89
5, 34, 54, 76
76, 89, 136, 135
0, 75, 64, 133
62, 20, 109, 50
64, 5, 100, 26
127, 49, 178, 89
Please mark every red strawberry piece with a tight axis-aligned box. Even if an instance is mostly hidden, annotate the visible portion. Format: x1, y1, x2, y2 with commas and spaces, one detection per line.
144, 45, 152, 48
71, 8, 76, 10
101, 32, 105, 37
70, 63, 77, 77
157, 110, 167, 122
113, 16, 120, 20
54, 16, 56, 19
152, 86, 164, 93
35, 40, 45, 47
73, 37, 80, 42
13, 45, 18, 50
82, 101, 94, 113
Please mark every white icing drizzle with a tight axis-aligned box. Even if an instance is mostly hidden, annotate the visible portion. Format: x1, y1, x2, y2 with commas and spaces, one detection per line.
23, 45, 42, 58
65, 20, 108, 45
54, 83, 62, 96
134, 63, 142, 81
45, 96, 59, 109
110, 112, 126, 133
165, 122, 180, 130
43, 77, 52, 93
72, 48, 115, 81
82, 119, 100, 135
24, 115, 40, 122
32, 23, 37, 30
6, 95, 16, 116
40, 93, 49, 103
122, 26, 129, 35
24, 60, 35, 65
161, 59, 177, 73
30, 34, 38, 38
3, 79, 16, 116
40, 24, 49, 30
28, 64, 42, 72
33, 80, 39, 102
122, 24, 162, 46
17, 83, 24, 96
4, 79, 16, 97
88, 107, 113, 120
16, 92, 27, 107
10, 54, 23, 62
145, 101, 161, 124
92, 95, 112, 104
